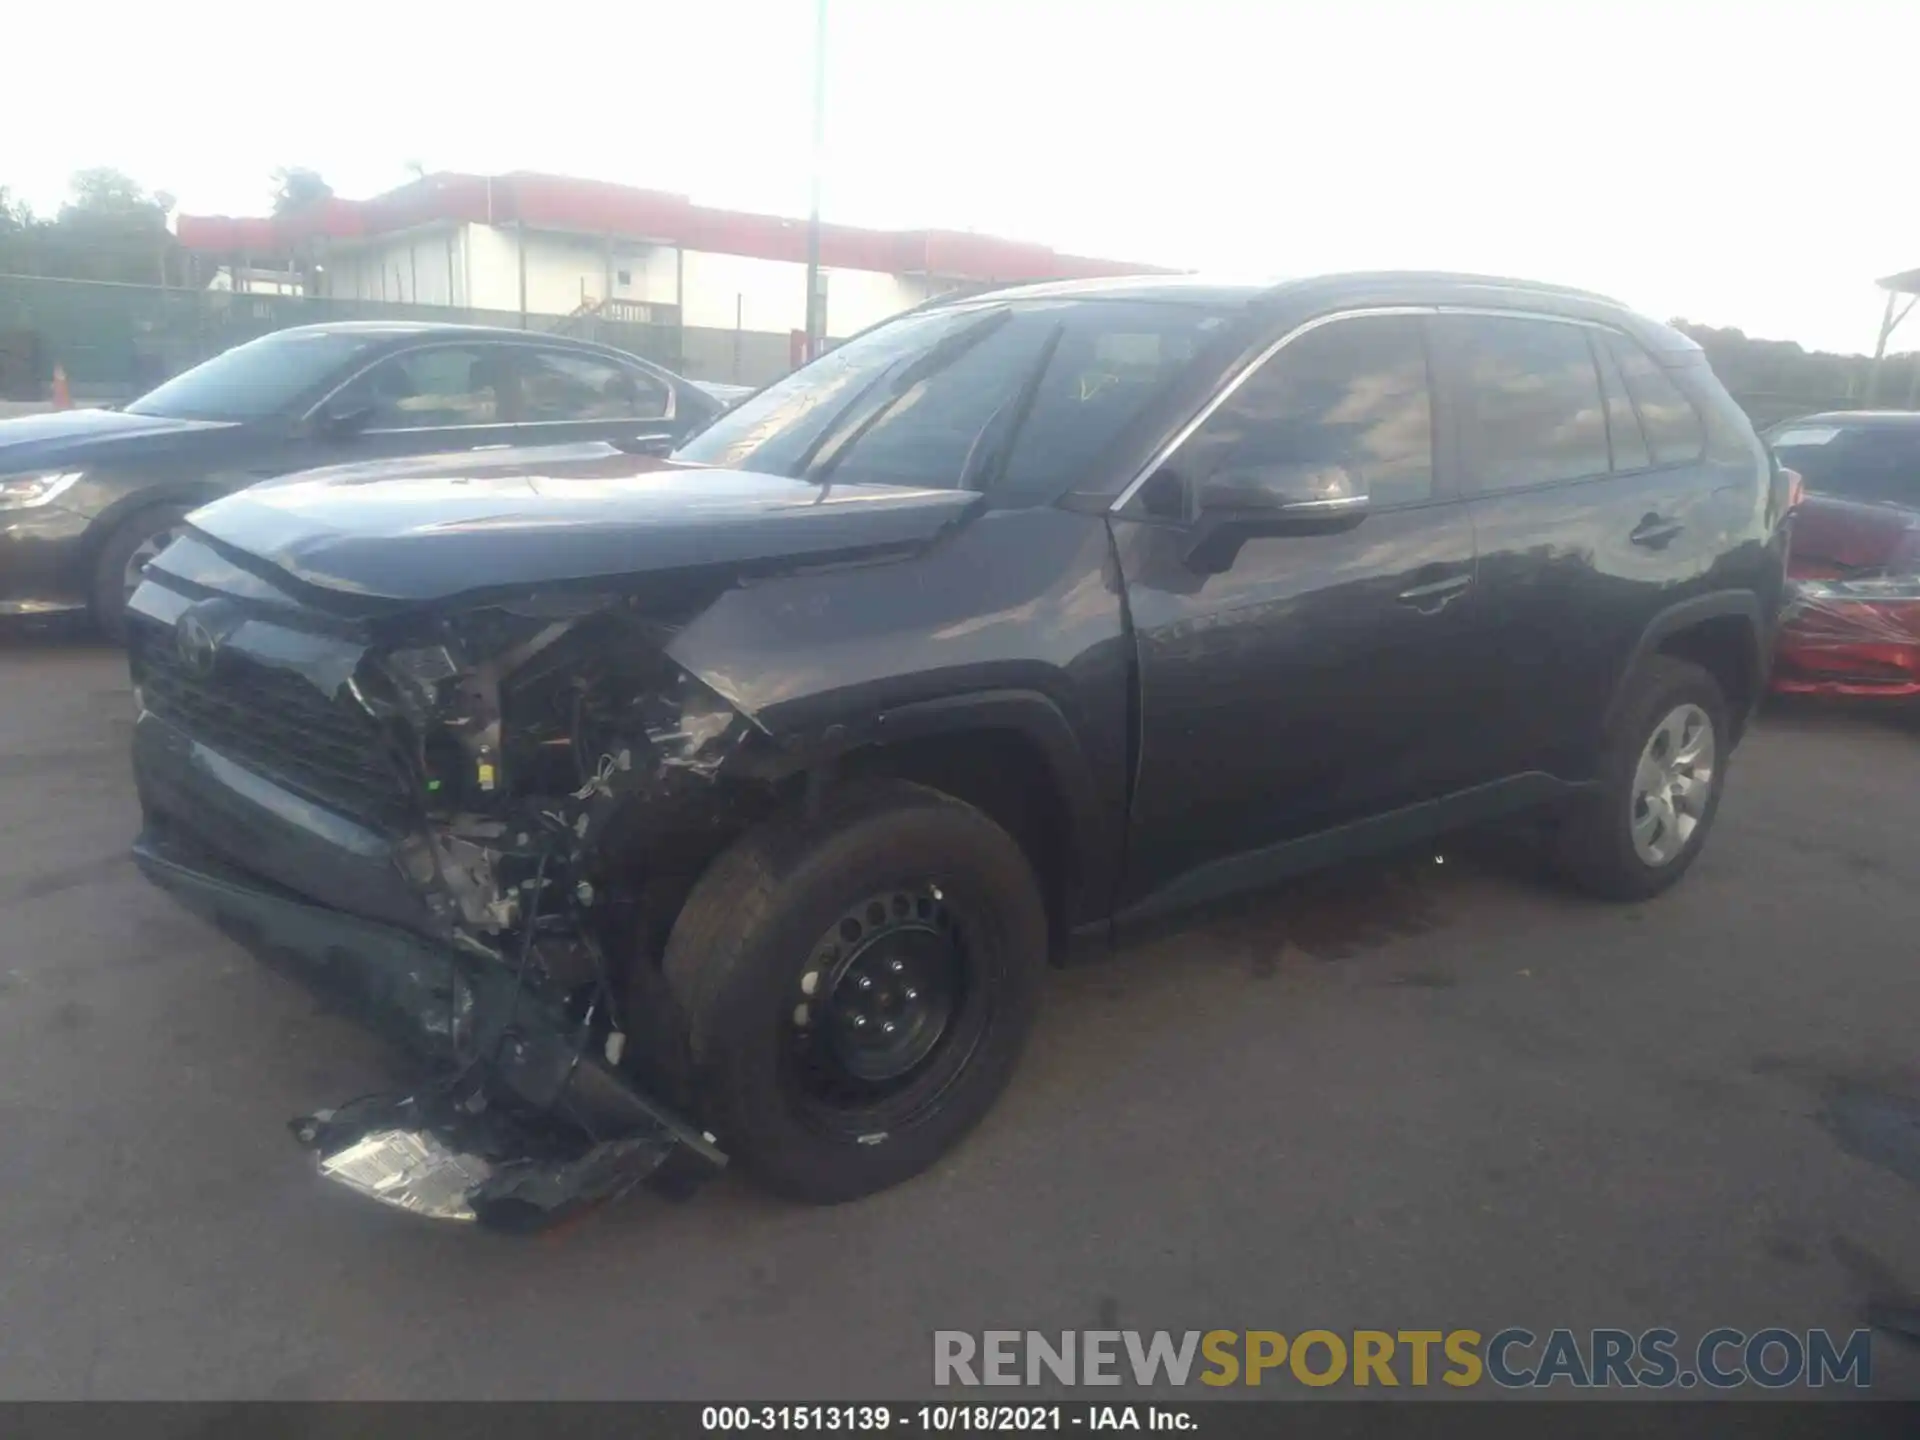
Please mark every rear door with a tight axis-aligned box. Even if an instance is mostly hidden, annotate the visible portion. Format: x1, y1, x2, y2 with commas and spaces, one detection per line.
505, 345, 693, 454
1440, 312, 1722, 780
1112, 310, 1484, 910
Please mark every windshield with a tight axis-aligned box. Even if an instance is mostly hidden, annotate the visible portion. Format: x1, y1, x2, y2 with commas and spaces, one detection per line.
127, 329, 385, 421
675, 299, 1235, 498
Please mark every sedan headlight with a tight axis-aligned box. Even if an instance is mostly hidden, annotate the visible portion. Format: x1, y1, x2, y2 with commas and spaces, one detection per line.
0, 471, 84, 510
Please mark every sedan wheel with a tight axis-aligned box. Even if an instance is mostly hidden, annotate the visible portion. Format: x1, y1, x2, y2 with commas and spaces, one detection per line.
123, 524, 181, 602
91, 502, 193, 643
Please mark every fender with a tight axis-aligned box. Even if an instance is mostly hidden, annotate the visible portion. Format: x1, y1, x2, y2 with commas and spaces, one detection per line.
84, 478, 230, 550
805, 688, 1124, 932
1604, 589, 1769, 737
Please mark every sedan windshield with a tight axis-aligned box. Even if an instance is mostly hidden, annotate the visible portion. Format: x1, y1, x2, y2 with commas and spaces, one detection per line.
127, 330, 385, 422
675, 299, 1236, 499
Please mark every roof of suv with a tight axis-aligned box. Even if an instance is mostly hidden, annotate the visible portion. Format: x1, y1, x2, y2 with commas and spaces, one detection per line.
1776, 410, 1920, 431
965, 270, 1626, 307
954, 271, 1696, 356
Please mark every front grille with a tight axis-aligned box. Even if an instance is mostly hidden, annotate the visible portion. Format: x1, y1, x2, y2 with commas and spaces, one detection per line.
133, 625, 411, 828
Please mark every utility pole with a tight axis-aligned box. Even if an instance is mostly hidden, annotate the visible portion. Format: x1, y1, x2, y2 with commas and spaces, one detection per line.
802, 0, 827, 360
1866, 272, 1920, 408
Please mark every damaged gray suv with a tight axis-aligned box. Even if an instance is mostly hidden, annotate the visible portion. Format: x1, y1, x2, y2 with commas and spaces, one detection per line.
127, 274, 1788, 1227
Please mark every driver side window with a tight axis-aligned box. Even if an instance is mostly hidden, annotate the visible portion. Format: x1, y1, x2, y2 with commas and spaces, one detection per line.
1156, 314, 1435, 516
337, 346, 517, 429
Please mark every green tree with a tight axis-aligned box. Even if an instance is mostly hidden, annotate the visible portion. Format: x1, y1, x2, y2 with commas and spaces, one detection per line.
1, 168, 181, 284
0, 185, 30, 233
62, 166, 160, 220
271, 166, 334, 215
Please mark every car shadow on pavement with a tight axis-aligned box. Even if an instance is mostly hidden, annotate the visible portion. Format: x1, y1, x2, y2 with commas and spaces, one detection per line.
1758, 691, 1920, 738
1098, 821, 1560, 973
0, 616, 116, 651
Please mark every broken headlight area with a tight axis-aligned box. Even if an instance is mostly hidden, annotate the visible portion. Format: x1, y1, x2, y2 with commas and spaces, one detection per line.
370, 601, 778, 943
293, 1090, 719, 1229
276, 598, 791, 1224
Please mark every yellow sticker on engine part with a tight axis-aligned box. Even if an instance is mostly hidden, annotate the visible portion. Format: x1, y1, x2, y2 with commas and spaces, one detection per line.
477, 763, 496, 791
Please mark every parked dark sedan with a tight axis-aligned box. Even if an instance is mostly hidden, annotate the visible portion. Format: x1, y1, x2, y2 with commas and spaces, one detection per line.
0, 322, 732, 637
1767, 411, 1920, 696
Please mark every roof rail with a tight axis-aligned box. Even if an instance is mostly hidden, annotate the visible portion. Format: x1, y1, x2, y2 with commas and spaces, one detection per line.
1252, 269, 1629, 310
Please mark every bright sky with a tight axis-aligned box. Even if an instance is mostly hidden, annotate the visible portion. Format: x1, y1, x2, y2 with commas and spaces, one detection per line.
9, 0, 1917, 354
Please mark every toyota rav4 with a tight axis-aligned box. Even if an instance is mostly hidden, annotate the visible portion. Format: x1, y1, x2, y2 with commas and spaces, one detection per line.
125, 273, 1789, 1227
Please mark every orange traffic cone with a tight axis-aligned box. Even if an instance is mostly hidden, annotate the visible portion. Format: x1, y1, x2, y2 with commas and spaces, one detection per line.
50, 364, 71, 410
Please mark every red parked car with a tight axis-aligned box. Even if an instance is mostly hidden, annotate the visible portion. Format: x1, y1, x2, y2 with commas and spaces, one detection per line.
1767, 411, 1920, 697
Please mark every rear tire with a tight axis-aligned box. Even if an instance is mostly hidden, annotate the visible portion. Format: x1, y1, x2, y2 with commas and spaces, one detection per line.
662, 780, 1046, 1203
91, 503, 190, 643
1555, 656, 1729, 901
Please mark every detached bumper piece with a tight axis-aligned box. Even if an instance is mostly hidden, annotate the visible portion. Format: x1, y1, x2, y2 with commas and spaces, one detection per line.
292, 1093, 702, 1229
134, 828, 726, 1230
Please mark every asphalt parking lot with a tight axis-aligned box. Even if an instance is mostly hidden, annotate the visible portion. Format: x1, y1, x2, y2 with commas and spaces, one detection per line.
3, 629, 1918, 1400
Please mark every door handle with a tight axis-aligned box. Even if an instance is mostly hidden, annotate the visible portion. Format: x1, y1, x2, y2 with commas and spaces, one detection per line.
1396, 572, 1473, 612
1630, 513, 1684, 549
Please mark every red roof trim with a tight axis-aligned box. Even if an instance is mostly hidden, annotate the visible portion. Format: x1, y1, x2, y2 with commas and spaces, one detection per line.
175, 172, 1175, 284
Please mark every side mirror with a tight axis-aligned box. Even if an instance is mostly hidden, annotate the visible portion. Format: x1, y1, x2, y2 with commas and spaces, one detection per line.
1180, 461, 1369, 572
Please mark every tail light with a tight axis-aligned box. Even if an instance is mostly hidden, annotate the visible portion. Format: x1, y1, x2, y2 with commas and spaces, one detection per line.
1794, 526, 1920, 603
1784, 467, 1805, 513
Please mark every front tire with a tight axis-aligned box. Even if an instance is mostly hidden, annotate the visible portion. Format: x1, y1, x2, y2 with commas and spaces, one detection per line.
1555, 656, 1729, 900
92, 503, 190, 643
662, 780, 1046, 1202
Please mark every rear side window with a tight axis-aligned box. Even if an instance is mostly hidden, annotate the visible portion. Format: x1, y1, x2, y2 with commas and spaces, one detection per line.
518, 349, 670, 422
1591, 333, 1651, 471
1604, 333, 1705, 466
1167, 313, 1435, 509
1450, 315, 1610, 490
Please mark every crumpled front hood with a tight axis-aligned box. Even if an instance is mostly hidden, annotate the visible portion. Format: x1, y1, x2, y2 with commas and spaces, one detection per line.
0, 407, 240, 468
180, 447, 984, 601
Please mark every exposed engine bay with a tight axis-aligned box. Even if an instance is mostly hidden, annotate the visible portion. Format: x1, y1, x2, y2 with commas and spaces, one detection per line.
129, 576, 818, 1228
121, 454, 1080, 1228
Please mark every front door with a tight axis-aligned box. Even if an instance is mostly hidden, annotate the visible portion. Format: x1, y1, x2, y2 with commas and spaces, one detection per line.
257, 341, 533, 481
1110, 310, 1484, 915
504, 345, 689, 455
274, 342, 693, 479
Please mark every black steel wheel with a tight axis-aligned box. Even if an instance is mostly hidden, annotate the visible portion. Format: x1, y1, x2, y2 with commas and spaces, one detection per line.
662, 780, 1046, 1202
784, 886, 980, 1130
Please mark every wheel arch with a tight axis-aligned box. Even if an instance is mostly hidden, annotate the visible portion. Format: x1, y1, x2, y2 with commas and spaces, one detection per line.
807, 690, 1122, 955
81, 480, 226, 574
1608, 591, 1768, 745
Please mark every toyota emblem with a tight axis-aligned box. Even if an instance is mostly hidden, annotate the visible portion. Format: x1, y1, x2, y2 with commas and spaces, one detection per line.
175, 613, 220, 678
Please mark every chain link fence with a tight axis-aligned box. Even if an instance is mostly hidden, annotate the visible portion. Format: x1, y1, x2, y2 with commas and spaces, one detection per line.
0, 273, 803, 400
